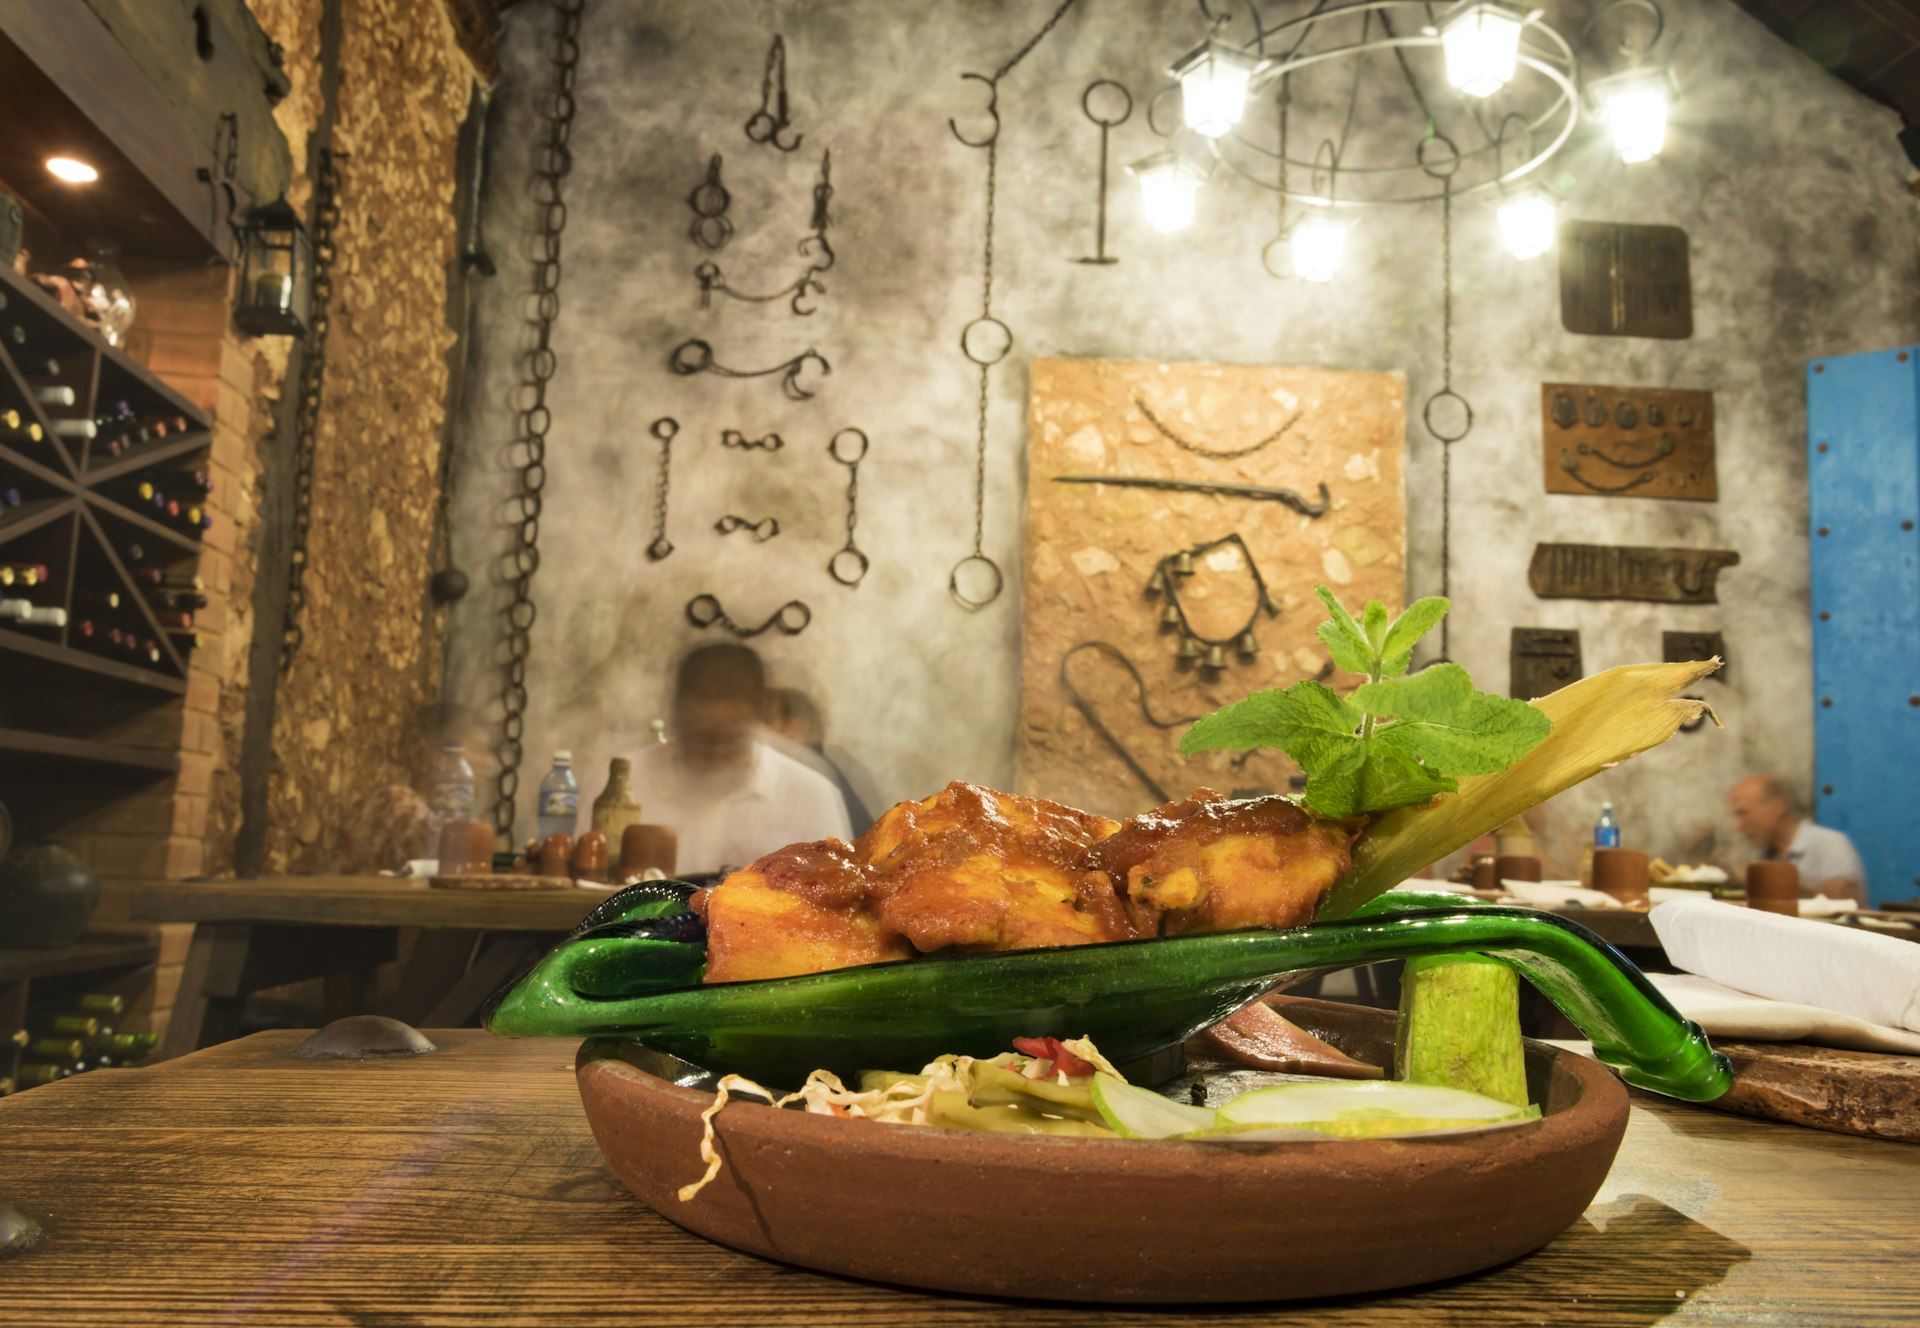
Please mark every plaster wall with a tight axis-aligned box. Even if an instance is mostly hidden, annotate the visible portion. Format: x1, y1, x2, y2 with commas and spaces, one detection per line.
446, 0, 1918, 873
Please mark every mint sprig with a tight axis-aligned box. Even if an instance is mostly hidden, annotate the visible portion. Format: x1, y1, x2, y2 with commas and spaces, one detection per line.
1180, 587, 1552, 819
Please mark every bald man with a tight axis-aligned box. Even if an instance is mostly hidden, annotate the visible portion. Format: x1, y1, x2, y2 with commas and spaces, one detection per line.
1729, 775, 1867, 905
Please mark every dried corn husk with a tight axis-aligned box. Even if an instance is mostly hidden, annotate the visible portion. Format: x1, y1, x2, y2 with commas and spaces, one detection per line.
1323, 660, 1721, 917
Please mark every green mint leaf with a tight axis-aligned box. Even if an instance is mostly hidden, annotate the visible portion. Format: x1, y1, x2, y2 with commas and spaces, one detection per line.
1358, 664, 1554, 776
1314, 585, 1374, 676
1181, 680, 1362, 770
1378, 597, 1449, 677
1304, 744, 1457, 819
1361, 598, 1391, 656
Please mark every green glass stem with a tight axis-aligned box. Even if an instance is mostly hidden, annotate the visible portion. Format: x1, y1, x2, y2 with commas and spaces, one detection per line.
486, 898, 1730, 1102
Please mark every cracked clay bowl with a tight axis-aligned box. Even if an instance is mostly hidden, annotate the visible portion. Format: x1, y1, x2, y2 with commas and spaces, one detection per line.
574, 998, 1630, 1303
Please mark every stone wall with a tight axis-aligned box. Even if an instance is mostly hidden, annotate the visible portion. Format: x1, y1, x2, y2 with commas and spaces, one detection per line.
445, 0, 1918, 873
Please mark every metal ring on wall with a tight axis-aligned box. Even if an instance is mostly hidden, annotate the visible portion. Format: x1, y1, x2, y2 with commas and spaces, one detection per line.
949, 553, 1004, 610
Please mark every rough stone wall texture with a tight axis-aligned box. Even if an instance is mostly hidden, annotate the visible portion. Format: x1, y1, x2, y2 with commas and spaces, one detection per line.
445, 0, 1918, 872
237, 0, 473, 872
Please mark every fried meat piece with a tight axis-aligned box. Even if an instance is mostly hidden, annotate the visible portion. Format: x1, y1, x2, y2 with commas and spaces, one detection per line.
1084, 789, 1358, 936
698, 840, 913, 983
856, 782, 1135, 953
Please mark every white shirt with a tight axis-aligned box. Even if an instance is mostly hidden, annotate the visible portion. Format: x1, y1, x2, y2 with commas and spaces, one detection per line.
623, 738, 852, 876
1772, 820, 1867, 897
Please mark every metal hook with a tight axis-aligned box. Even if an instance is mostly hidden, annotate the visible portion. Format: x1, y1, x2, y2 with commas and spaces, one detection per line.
948, 72, 1001, 149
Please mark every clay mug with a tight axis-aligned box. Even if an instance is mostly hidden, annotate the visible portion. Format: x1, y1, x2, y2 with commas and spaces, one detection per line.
437, 821, 474, 876
1494, 854, 1543, 885
536, 833, 574, 880
1746, 861, 1801, 916
1591, 848, 1651, 907
1470, 856, 1496, 891
463, 821, 496, 875
572, 830, 610, 883
620, 824, 679, 879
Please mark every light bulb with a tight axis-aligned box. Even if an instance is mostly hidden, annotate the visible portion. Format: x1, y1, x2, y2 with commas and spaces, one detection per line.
1439, 2, 1526, 98
1291, 211, 1348, 283
1172, 41, 1263, 139
45, 156, 99, 184
1128, 151, 1207, 234
1498, 191, 1558, 260
1594, 67, 1671, 164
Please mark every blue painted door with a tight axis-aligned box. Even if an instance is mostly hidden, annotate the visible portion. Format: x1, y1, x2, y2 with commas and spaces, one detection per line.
1807, 347, 1920, 906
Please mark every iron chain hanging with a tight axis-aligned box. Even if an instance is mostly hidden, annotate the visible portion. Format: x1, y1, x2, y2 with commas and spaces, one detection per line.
495, 0, 584, 839
279, 146, 344, 674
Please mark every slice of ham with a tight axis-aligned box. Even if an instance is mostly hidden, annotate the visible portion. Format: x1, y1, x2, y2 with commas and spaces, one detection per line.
1197, 999, 1385, 1079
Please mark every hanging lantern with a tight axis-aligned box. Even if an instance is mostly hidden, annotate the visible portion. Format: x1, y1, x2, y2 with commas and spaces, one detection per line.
1127, 151, 1209, 235
1498, 190, 1558, 260
1170, 40, 1266, 139
1591, 66, 1672, 164
1438, 1, 1528, 98
234, 197, 312, 337
1291, 210, 1349, 283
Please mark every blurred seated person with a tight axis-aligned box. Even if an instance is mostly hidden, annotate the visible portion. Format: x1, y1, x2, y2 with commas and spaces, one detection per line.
765, 685, 874, 836
1729, 774, 1867, 904
619, 644, 851, 877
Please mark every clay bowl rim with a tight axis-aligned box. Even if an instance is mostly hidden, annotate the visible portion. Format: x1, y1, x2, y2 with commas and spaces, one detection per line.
574, 998, 1632, 1303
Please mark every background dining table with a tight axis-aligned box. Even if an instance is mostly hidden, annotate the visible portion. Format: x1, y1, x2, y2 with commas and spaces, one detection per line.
0, 1027, 1915, 1325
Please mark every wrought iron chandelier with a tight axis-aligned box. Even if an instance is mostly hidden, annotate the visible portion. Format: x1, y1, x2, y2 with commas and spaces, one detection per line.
1131, 0, 1677, 275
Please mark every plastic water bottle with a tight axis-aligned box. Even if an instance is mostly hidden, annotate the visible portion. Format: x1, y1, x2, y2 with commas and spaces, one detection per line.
1594, 801, 1621, 849
537, 751, 580, 841
427, 743, 475, 828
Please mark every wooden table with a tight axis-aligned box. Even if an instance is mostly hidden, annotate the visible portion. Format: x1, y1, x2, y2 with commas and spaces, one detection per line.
1, 1031, 1914, 1325
126, 876, 612, 1058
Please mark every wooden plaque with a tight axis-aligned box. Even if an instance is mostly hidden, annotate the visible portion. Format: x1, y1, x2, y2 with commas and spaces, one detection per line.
1559, 221, 1692, 339
1511, 628, 1582, 701
1542, 383, 1716, 501
1529, 544, 1740, 604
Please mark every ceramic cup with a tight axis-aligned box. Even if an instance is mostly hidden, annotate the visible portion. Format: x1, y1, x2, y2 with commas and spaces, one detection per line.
1591, 848, 1650, 907
1746, 860, 1801, 916
1470, 856, 1496, 891
620, 824, 679, 879
537, 833, 574, 880
1494, 854, 1543, 884
572, 830, 610, 883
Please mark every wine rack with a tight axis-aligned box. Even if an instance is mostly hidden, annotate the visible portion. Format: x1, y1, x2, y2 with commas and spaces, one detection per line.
0, 260, 213, 697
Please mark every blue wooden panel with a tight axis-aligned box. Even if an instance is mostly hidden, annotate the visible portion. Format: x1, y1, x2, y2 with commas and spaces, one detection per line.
1807, 348, 1920, 906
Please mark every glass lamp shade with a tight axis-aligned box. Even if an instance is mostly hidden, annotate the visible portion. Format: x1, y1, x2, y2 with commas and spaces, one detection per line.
1291, 211, 1348, 283
1498, 191, 1558, 260
1127, 152, 1209, 234
1593, 66, 1671, 164
1439, 1, 1527, 98
235, 197, 313, 337
1172, 40, 1264, 139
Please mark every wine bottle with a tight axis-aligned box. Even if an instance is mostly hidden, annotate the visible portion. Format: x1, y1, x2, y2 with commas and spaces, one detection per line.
172, 469, 213, 495
155, 610, 193, 630
32, 386, 76, 408
33, 1013, 99, 1038
1, 487, 20, 508
0, 563, 47, 586
4, 1027, 26, 1047
76, 589, 122, 610
93, 1031, 157, 1058
154, 590, 208, 611
19, 605, 67, 630
15, 1063, 68, 1086
0, 1077, 13, 1096
1, 414, 46, 444
76, 993, 126, 1016
168, 629, 201, 651
0, 598, 31, 622
26, 1037, 83, 1061
50, 418, 96, 441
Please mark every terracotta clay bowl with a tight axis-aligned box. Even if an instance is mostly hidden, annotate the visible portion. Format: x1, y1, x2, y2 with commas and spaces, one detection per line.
576, 997, 1629, 1303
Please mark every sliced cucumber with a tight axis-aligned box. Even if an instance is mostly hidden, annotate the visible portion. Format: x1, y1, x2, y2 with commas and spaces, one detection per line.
1215, 1079, 1537, 1138
1089, 1073, 1219, 1139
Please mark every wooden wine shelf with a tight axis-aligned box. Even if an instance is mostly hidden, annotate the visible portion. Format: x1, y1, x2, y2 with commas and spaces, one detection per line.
0, 258, 214, 689
0, 728, 179, 776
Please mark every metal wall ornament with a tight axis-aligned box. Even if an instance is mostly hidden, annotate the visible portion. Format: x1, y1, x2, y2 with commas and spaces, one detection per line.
720, 429, 784, 451
1529, 543, 1740, 605
1050, 473, 1330, 517
828, 427, 869, 587
646, 417, 677, 562
695, 148, 834, 316
670, 339, 830, 400
714, 515, 780, 541
745, 34, 803, 152
686, 594, 811, 638
1133, 393, 1299, 461
1075, 80, 1132, 265
686, 154, 732, 252
1559, 220, 1692, 339
1542, 382, 1716, 502
1059, 641, 1203, 804
1511, 627, 1583, 700
1146, 532, 1282, 672
946, 0, 1082, 611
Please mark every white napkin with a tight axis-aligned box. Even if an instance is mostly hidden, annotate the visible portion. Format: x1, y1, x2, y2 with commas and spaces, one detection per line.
1650, 896, 1920, 1034
1647, 972, 1920, 1055
1500, 879, 1623, 910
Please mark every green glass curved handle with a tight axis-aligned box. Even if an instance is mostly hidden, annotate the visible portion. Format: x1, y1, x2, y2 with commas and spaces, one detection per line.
487, 894, 1729, 1102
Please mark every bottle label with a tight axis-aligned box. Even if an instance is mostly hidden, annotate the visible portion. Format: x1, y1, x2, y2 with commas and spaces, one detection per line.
430, 781, 475, 819
1595, 827, 1621, 848
542, 789, 579, 817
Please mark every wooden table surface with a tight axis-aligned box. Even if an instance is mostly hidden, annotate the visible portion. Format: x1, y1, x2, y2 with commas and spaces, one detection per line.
126, 874, 614, 931
1, 1031, 1915, 1326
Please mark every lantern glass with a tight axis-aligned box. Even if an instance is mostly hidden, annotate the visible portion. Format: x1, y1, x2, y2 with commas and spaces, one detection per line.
1439, 2, 1526, 98
1173, 41, 1262, 139
1498, 191, 1558, 260
1291, 210, 1348, 282
235, 199, 312, 337
1128, 152, 1208, 234
1593, 66, 1671, 164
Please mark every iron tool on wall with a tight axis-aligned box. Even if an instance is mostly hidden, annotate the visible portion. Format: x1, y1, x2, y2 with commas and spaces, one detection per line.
686, 155, 733, 251
828, 427, 869, 587
670, 339, 829, 401
744, 35, 803, 152
686, 594, 811, 637
1074, 80, 1132, 265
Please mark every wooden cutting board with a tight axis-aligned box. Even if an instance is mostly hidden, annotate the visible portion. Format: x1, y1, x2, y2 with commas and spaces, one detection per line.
1707, 1041, 1920, 1142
